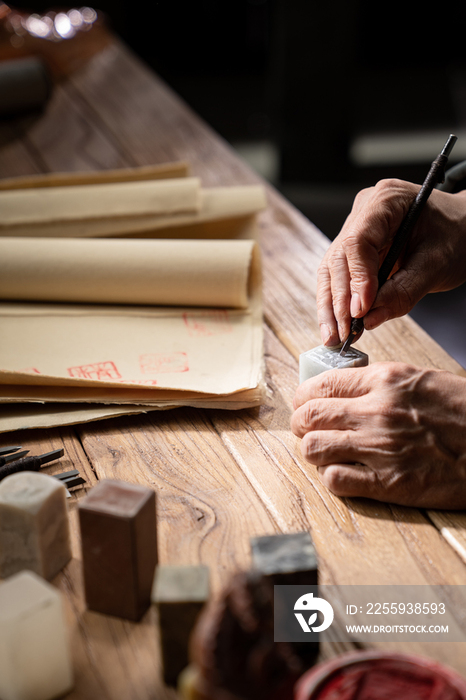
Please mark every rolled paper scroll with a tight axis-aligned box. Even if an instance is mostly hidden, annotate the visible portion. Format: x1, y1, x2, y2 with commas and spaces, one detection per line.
0, 237, 256, 308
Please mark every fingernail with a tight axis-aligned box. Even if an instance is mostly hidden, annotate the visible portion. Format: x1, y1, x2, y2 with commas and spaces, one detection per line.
350, 292, 362, 318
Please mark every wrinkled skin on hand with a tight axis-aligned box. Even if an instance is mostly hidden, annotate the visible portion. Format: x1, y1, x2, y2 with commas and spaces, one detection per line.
291, 362, 466, 509
317, 179, 466, 346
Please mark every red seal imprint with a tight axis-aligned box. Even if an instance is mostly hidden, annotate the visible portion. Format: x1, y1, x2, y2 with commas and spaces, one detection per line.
139, 352, 189, 374
67, 361, 122, 381
19, 367, 41, 374
183, 310, 232, 337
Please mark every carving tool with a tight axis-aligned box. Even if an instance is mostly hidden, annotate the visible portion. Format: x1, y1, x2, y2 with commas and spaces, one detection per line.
340, 134, 458, 355
0, 448, 64, 481
0, 446, 24, 456
0, 449, 29, 467
56, 470, 86, 490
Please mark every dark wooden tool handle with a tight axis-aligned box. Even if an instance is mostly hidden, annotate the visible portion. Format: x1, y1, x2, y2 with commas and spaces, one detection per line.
0, 457, 41, 481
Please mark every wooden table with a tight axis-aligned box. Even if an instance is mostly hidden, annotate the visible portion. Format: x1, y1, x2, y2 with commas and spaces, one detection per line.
1, 33, 466, 699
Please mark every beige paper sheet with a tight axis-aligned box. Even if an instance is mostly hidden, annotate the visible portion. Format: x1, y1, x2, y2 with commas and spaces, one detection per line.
0, 392, 261, 433
0, 161, 190, 190
0, 239, 263, 403
0, 403, 160, 433
0, 184, 267, 238
0, 177, 200, 232
0, 169, 267, 432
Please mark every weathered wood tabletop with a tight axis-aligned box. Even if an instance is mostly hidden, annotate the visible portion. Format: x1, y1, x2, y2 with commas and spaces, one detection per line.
1, 33, 466, 699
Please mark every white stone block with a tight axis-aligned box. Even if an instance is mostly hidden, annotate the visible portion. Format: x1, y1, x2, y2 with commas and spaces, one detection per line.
0, 471, 71, 580
0, 570, 73, 700
299, 344, 369, 384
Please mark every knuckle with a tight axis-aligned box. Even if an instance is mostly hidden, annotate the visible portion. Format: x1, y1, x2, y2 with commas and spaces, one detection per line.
302, 402, 319, 430
352, 185, 375, 209
316, 265, 328, 286
320, 466, 351, 495
315, 294, 328, 314
332, 295, 350, 318
291, 402, 318, 436
290, 404, 305, 434
317, 256, 330, 279
376, 362, 395, 383
373, 178, 405, 196
302, 431, 325, 462
329, 248, 347, 269
341, 231, 369, 265
373, 361, 400, 385
373, 178, 418, 218
315, 371, 340, 399
330, 372, 352, 397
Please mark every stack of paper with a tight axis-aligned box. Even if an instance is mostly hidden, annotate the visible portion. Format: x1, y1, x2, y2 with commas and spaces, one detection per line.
0, 163, 267, 432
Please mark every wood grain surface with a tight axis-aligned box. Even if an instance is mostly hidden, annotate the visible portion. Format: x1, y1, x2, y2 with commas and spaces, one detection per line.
1, 37, 466, 697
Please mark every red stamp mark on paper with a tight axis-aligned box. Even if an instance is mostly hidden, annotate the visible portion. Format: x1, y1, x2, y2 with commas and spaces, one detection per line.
19, 367, 41, 374
183, 310, 232, 337
67, 361, 122, 381
139, 352, 189, 374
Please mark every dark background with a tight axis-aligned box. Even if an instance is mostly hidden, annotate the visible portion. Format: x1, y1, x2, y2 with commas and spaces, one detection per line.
16, 2, 466, 197
10, 0, 466, 366
99, 2, 466, 176
95, 0, 466, 236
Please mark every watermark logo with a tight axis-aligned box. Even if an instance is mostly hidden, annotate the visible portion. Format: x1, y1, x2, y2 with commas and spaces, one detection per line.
294, 591, 334, 633
274, 585, 465, 643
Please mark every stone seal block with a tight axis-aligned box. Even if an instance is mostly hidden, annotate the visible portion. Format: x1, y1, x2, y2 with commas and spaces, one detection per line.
299, 344, 369, 384
0, 471, 71, 580
152, 564, 210, 686
0, 570, 73, 700
79, 479, 157, 621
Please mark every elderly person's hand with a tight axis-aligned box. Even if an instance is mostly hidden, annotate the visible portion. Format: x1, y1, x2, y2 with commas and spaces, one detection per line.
291, 362, 466, 509
317, 179, 466, 346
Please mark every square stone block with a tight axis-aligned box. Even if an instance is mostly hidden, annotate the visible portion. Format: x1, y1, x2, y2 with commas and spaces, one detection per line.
0, 471, 71, 580
299, 344, 369, 384
152, 564, 209, 686
251, 531, 318, 585
0, 570, 73, 700
79, 479, 157, 621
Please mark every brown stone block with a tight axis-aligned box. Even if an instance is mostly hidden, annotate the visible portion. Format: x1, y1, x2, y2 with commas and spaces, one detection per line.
78, 479, 157, 621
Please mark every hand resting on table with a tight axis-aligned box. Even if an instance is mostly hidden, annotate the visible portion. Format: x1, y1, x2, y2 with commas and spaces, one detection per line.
291, 362, 466, 509
292, 177, 466, 509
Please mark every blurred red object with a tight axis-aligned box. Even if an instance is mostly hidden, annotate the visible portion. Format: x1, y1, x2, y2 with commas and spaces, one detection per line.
294, 650, 466, 700
0, 2, 111, 78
